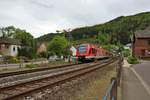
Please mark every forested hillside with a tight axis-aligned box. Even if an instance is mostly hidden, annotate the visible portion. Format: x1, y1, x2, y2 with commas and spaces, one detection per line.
37, 12, 150, 45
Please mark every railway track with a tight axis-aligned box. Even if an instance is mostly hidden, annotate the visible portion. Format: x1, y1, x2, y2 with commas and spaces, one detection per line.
0, 63, 78, 78
0, 58, 116, 100
0, 62, 98, 88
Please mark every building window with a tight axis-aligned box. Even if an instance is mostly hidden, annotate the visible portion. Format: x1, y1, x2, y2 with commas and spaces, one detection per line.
13, 47, 15, 52
148, 40, 150, 45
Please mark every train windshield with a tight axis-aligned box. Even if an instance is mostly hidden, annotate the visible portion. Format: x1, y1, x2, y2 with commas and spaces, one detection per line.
78, 45, 87, 54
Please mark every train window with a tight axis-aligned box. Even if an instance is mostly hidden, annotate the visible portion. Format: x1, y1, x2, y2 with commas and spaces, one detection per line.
78, 45, 87, 53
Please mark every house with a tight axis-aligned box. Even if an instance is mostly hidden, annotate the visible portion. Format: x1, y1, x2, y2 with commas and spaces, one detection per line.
37, 43, 47, 53
0, 38, 21, 57
132, 27, 150, 58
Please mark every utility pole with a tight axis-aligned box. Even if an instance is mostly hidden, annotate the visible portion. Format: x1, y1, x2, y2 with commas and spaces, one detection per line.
56, 28, 73, 62
64, 28, 72, 63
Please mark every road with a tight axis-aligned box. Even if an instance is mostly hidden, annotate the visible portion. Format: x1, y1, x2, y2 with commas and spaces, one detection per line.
132, 60, 150, 87
122, 60, 150, 100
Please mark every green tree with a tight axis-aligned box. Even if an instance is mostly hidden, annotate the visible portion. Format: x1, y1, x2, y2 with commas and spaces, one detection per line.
0, 26, 37, 59
96, 32, 110, 45
102, 44, 118, 52
0, 26, 15, 38
38, 51, 48, 58
14, 30, 36, 59
0, 26, 35, 48
47, 36, 68, 57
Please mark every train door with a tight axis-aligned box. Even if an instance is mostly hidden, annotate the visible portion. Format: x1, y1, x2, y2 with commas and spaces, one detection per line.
92, 48, 96, 56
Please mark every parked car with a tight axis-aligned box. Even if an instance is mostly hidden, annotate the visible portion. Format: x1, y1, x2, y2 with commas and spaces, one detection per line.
48, 55, 58, 61
48, 55, 63, 61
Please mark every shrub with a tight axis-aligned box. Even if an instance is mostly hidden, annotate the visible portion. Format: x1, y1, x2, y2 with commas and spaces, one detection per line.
38, 52, 48, 58
4, 56, 20, 63
122, 49, 130, 57
25, 64, 37, 68
127, 56, 139, 64
11, 57, 20, 63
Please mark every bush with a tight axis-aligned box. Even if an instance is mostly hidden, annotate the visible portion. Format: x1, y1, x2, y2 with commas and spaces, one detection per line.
4, 56, 20, 63
122, 49, 130, 57
127, 56, 139, 64
38, 52, 48, 58
25, 64, 37, 68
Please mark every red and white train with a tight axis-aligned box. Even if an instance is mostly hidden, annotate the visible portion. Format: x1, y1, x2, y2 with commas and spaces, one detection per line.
76, 43, 111, 62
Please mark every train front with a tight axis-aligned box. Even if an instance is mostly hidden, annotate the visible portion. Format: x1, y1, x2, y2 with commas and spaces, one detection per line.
76, 44, 89, 62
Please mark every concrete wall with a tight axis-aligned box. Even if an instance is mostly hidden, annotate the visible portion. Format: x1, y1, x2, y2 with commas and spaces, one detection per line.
0, 44, 10, 56
10, 45, 19, 56
0, 44, 20, 57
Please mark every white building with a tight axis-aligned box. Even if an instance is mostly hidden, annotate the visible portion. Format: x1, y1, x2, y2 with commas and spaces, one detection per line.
70, 46, 77, 56
0, 38, 21, 57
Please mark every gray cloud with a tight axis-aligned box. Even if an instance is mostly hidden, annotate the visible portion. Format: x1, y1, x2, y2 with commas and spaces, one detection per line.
0, 0, 150, 37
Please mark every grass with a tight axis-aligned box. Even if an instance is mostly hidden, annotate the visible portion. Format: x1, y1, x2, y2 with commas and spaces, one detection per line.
75, 64, 116, 100
0, 60, 69, 73
48, 60, 70, 67
25, 60, 70, 69
1, 68, 8, 71
25, 64, 37, 68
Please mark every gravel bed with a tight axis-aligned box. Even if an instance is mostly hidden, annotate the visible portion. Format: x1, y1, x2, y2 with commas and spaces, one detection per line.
0, 63, 95, 87
20, 61, 117, 100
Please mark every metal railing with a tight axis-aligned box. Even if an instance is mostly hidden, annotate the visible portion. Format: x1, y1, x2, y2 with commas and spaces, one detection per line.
103, 57, 123, 100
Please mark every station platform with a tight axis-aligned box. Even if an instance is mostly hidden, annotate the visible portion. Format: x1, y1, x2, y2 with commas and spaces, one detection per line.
121, 60, 150, 100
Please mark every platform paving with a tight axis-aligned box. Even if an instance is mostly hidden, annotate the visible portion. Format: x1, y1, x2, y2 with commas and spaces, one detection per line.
122, 60, 150, 100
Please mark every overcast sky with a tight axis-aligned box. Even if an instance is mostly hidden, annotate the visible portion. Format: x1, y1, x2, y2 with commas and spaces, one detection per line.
0, 0, 150, 37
